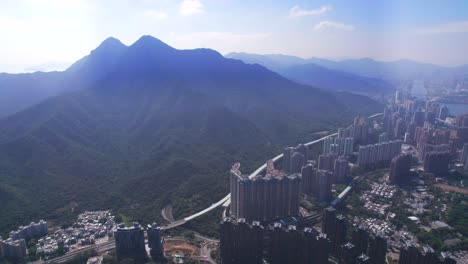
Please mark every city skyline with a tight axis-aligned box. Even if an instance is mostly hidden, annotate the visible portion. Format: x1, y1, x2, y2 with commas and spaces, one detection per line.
1, 0, 468, 73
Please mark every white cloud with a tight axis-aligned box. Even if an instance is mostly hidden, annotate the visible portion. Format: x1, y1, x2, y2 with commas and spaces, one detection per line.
144, 10, 168, 21
314, 21, 354, 31
289, 5, 331, 17
179, 0, 204, 16
418, 21, 468, 34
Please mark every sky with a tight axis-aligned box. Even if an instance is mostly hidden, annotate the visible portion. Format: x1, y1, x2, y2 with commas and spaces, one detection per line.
1, 0, 468, 73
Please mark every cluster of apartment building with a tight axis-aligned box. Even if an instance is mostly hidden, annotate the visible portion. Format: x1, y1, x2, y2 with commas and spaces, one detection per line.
0, 220, 47, 262
338, 116, 369, 142
37, 211, 114, 258
9, 220, 48, 241
114, 222, 164, 261
230, 141, 351, 222
423, 151, 451, 176
323, 136, 354, 156
220, 217, 330, 264
322, 207, 388, 264
357, 140, 402, 166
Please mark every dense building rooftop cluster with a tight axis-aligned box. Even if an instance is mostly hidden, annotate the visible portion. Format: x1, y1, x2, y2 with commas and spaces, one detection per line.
37, 211, 115, 259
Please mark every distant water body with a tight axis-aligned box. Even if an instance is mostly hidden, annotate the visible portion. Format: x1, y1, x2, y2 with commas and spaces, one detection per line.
411, 80, 468, 116
440, 103, 468, 116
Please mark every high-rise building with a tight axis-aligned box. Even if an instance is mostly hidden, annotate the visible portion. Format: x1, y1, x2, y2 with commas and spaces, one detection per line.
426, 111, 436, 125
379, 132, 389, 143
282, 147, 293, 173
333, 215, 347, 254
456, 114, 468, 127
395, 90, 402, 103
394, 118, 406, 138
147, 223, 164, 260
230, 168, 301, 221
317, 170, 332, 201
114, 223, 147, 260
323, 137, 334, 155
423, 151, 451, 176
1, 238, 26, 262
290, 152, 305, 173
368, 234, 387, 264
221, 219, 330, 264
418, 143, 450, 162
344, 137, 354, 155
338, 116, 368, 142
318, 153, 337, 171
398, 245, 439, 264
333, 156, 348, 183
323, 137, 354, 156
352, 225, 369, 255
389, 153, 412, 185
9, 220, 48, 241
341, 242, 357, 264
283, 144, 308, 173
406, 122, 416, 141
357, 140, 402, 166
302, 228, 330, 264
295, 144, 308, 161
404, 132, 411, 143
300, 163, 315, 194
413, 108, 425, 127
439, 106, 449, 120
0, 237, 4, 260
457, 127, 468, 144
460, 143, 468, 164
322, 208, 347, 255
464, 156, 468, 171
220, 218, 264, 264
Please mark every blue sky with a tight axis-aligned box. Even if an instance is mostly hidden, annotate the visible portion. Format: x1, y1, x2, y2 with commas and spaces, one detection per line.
1, 0, 467, 73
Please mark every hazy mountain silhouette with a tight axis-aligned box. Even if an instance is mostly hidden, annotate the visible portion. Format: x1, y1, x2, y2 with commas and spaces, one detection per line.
226, 52, 393, 95
227, 52, 468, 92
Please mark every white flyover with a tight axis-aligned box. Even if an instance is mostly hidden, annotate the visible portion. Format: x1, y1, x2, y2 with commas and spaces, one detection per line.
163, 113, 383, 229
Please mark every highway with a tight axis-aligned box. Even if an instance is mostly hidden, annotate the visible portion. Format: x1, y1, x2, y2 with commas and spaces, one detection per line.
164, 112, 382, 228
44, 241, 115, 264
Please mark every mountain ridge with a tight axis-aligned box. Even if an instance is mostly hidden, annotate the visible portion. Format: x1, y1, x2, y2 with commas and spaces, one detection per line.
0, 36, 381, 236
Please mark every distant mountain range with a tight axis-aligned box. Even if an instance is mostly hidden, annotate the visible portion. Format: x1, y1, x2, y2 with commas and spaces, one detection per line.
226, 52, 468, 95
0, 36, 381, 235
225, 53, 393, 96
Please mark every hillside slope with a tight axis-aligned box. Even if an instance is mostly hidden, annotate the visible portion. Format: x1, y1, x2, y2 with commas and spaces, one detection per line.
0, 36, 381, 234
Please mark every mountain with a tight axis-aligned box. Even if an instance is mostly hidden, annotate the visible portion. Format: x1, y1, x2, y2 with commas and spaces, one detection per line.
225, 52, 306, 72
0, 36, 381, 235
226, 52, 393, 96
0, 37, 128, 118
226, 52, 468, 85
280, 63, 392, 95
